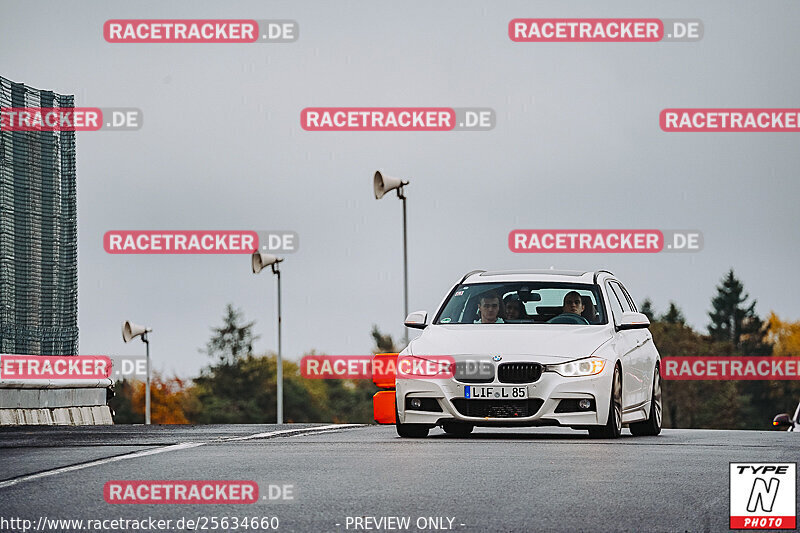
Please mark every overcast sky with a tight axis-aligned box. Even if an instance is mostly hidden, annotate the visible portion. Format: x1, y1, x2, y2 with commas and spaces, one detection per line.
2, 1, 799, 378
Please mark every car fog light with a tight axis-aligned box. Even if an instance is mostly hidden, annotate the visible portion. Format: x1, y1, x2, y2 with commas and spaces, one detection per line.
578, 399, 591, 410
410, 398, 422, 409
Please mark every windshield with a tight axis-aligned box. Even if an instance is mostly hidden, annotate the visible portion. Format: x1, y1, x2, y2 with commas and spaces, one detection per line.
434, 282, 607, 325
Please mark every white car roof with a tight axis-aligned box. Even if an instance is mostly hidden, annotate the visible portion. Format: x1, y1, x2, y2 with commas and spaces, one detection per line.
461, 269, 610, 285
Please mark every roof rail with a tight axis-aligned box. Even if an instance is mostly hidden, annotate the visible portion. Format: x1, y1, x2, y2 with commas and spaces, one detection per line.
459, 270, 486, 283
593, 270, 614, 283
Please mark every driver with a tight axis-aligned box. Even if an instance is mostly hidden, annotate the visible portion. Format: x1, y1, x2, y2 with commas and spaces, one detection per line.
561, 291, 585, 316
547, 291, 589, 324
474, 292, 504, 324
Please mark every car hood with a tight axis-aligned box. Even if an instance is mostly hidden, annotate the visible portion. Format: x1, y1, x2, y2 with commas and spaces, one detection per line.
407, 324, 613, 362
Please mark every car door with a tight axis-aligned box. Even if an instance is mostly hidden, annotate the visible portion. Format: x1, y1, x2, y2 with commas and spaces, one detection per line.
609, 281, 651, 407
604, 281, 640, 411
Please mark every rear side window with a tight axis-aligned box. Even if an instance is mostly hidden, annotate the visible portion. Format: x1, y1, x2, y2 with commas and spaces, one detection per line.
605, 282, 626, 321
609, 282, 634, 313
617, 282, 638, 312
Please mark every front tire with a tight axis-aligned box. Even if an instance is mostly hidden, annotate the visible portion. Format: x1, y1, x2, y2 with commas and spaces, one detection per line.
442, 421, 474, 436
588, 364, 622, 439
396, 423, 430, 438
395, 399, 431, 438
630, 365, 662, 436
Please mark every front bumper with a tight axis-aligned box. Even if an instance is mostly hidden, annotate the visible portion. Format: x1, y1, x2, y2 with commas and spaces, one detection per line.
396, 363, 612, 427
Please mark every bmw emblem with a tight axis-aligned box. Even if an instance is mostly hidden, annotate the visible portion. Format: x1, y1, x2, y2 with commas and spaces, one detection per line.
492, 355, 502, 362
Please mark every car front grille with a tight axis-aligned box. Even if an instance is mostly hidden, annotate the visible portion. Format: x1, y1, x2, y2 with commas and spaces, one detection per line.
497, 363, 542, 383
451, 398, 544, 418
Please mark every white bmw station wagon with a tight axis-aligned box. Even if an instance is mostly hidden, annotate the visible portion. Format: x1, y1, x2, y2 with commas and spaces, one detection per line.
396, 269, 662, 438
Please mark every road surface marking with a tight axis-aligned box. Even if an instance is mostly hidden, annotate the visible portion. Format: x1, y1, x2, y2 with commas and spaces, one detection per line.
0, 442, 203, 489
223, 423, 364, 441
0, 424, 365, 490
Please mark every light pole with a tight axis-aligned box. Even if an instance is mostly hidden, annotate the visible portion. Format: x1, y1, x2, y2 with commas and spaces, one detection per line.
373, 170, 410, 344
122, 321, 152, 425
252, 251, 284, 424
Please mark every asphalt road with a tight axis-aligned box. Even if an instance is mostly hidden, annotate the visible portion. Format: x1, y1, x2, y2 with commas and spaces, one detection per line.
0, 424, 797, 533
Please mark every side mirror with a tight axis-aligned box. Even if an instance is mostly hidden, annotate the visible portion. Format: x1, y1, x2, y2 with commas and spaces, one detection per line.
773, 413, 794, 429
617, 312, 650, 330
404, 311, 428, 330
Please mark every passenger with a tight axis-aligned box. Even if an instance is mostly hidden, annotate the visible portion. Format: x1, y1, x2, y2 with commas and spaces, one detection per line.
474, 292, 504, 324
581, 296, 597, 324
503, 296, 525, 321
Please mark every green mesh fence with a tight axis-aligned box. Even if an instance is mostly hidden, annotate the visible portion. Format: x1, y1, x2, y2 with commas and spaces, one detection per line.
0, 76, 78, 356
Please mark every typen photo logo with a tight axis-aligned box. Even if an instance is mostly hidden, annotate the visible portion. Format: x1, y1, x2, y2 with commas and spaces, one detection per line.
730, 463, 796, 529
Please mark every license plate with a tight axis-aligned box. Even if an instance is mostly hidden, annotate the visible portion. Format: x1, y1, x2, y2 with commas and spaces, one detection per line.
464, 385, 527, 399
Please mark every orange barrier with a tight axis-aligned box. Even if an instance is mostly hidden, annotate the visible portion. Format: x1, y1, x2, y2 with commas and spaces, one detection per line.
372, 353, 397, 424
373, 390, 396, 424
372, 352, 398, 388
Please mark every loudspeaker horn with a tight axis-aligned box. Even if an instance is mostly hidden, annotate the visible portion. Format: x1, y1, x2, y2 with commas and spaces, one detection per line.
122, 321, 150, 343
252, 250, 283, 274
373, 171, 408, 199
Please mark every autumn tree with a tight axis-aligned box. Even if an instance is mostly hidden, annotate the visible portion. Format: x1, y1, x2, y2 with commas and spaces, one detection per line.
661, 302, 686, 325
650, 320, 739, 428
188, 306, 379, 423
110, 374, 193, 424
707, 269, 769, 354
204, 304, 258, 365
763, 312, 800, 417
108, 379, 138, 423
639, 298, 655, 321
371, 324, 399, 353
767, 312, 800, 356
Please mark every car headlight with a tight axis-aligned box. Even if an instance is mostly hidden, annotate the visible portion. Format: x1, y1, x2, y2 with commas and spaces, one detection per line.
547, 357, 606, 377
